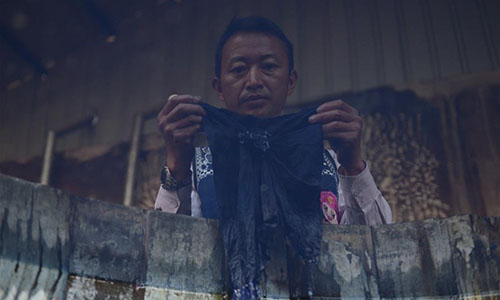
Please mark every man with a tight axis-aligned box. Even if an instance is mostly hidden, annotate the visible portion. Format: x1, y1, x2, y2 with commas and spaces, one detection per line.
155, 16, 391, 225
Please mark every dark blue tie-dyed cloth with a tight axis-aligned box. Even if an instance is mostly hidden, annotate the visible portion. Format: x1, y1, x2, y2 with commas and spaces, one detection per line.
200, 103, 326, 298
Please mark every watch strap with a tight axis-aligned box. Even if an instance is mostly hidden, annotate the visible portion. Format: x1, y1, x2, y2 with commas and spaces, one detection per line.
161, 165, 192, 191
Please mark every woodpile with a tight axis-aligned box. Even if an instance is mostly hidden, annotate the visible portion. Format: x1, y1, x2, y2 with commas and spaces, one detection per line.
362, 113, 450, 222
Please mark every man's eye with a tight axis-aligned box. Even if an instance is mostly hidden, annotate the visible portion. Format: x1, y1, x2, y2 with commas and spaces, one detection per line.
262, 64, 278, 72
231, 66, 246, 74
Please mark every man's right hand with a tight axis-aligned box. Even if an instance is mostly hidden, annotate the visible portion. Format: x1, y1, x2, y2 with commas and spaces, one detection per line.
157, 94, 206, 181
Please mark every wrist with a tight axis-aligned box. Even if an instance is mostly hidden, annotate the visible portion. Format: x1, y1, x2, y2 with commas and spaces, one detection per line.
166, 162, 191, 181
165, 153, 192, 181
339, 160, 365, 176
161, 164, 192, 191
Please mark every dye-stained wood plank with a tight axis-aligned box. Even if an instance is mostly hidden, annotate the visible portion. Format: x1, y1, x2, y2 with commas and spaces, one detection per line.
2, 174, 500, 297
142, 286, 220, 300
65, 275, 139, 300
372, 219, 458, 298
260, 227, 289, 298
70, 196, 147, 283
0, 175, 34, 298
447, 215, 500, 297
145, 210, 225, 293
313, 224, 378, 298
27, 183, 71, 299
0, 176, 70, 299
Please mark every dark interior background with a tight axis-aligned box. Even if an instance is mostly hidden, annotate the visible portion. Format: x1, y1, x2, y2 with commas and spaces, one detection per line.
1, 0, 499, 222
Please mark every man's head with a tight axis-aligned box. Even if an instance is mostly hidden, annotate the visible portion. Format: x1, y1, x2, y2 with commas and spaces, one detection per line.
212, 16, 298, 118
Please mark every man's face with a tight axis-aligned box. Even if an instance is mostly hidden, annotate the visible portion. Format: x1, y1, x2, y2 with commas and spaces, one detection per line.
212, 32, 297, 118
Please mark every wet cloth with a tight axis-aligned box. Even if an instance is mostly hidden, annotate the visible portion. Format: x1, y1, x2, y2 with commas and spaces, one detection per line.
200, 103, 325, 297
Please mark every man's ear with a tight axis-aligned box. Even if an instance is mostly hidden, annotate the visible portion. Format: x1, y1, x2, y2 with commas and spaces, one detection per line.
287, 70, 298, 96
212, 77, 225, 103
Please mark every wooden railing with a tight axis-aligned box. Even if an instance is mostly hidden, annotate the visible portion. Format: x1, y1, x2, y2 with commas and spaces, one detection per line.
0, 173, 499, 299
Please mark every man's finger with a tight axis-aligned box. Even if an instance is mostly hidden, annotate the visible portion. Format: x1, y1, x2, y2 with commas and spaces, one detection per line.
316, 99, 358, 115
172, 123, 202, 144
166, 102, 206, 123
309, 109, 358, 123
158, 113, 203, 133
327, 131, 358, 142
171, 114, 203, 129
158, 94, 201, 117
322, 121, 359, 135
168, 93, 178, 101
161, 94, 200, 116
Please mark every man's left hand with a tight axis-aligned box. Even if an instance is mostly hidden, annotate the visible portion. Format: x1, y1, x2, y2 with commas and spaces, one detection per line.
309, 99, 365, 175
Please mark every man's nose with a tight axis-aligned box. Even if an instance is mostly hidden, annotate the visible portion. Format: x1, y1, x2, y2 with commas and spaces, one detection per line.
245, 66, 263, 90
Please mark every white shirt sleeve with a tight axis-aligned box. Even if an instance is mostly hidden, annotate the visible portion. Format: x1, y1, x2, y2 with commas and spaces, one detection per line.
338, 162, 393, 225
154, 165, 203, 217
327, 150, 392, 225
154, 185, 180, 213
155, 151, 393, 225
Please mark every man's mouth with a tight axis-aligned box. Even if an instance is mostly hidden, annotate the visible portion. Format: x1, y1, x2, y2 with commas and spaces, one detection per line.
242, 94, 268, 103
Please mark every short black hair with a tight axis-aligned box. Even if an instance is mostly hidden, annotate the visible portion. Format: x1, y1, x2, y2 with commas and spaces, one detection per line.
214, 16, 294, 78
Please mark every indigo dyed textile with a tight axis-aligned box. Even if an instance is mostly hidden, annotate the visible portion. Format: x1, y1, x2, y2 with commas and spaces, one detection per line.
200, 103, 324, 297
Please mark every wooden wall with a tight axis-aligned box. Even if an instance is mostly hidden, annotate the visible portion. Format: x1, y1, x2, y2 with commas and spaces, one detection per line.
1, 0, 500, 163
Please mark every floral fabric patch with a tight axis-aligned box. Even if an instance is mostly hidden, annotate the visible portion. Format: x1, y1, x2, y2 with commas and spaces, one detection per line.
321, 191, 339, 224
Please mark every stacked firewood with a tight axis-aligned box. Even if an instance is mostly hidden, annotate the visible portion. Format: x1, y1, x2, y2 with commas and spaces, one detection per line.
362, 113, 450, 222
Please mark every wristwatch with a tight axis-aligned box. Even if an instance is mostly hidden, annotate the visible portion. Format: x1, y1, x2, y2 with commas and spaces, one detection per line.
160, 165, 192, 191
